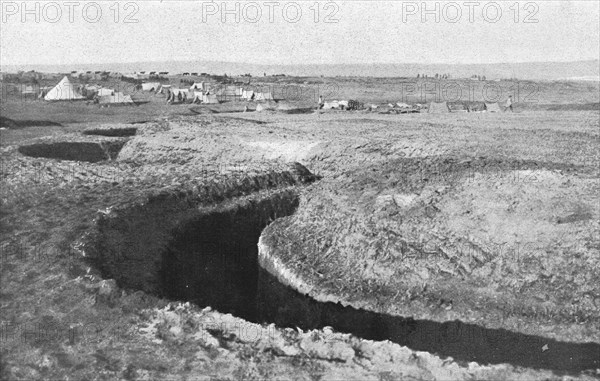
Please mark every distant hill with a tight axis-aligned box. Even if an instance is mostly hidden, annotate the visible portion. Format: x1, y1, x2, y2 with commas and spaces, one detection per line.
2, 60, 598, 81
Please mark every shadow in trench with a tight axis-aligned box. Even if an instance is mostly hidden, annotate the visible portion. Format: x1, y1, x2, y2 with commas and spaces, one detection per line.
155, 194, 599, 375
18, 141, 126, 162
83, 128, 137, 137
259, 268, 599, 374
160, 193, 300, 320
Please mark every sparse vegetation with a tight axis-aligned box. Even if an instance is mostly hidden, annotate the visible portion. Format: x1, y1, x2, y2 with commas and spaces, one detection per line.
1, 76, 599, 380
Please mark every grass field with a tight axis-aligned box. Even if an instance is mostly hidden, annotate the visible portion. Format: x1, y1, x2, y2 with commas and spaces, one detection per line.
1, 77, 599, 380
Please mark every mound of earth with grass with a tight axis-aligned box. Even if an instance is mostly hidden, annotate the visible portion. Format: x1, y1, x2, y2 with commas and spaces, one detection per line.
260, 157, 600, 348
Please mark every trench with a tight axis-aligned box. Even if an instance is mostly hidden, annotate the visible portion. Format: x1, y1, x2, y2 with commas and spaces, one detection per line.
90, 190, 599, 375
83, 127, 137, 137
18, 141, 127, 162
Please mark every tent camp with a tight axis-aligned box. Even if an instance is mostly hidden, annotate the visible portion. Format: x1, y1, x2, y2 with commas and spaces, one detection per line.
171, 88, 189, 98
485, 103, 502, 112
98, 92, 135, 106
44, 76, 85, 101
166, 88, 189, 103
142, 82, 161, 91
428, 102, 450, 113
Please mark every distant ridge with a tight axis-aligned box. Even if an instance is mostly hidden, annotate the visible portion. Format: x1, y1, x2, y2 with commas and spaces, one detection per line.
2, 60, 598, 81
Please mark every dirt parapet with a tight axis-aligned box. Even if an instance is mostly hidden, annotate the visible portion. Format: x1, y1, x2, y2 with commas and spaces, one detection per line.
258, 217, 600, 374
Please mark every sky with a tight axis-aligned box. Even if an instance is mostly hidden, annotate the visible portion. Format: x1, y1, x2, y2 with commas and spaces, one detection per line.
1, 0, 599, 67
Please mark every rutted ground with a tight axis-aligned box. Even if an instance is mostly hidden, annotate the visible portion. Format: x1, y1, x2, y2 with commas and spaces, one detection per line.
1, 110, 599, 379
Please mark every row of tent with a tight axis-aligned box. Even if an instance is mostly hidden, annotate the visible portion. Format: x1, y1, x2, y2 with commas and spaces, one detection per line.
427, 101, 502, 113
368, 102, 503, 113
39, 77, 505, 112
139, 81, 276, 103
150, 84, 219, 104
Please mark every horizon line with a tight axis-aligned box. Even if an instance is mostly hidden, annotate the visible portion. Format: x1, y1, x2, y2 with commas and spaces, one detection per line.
2, 58, 599, 70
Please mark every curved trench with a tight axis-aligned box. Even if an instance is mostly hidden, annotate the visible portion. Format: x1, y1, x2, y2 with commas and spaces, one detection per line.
89, 189, 599, 375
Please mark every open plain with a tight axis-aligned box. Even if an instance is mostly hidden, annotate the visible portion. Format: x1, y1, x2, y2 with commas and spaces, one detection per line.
1, 77, 599, 380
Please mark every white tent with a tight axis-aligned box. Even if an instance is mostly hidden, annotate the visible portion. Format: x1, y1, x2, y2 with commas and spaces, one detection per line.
242, 90, 255, 100
98, 92, 135, 105
192, 91, 203, 103
157, 84, 172, 94
166, 88, 189, 103
44, 76, 85, 101
142, 82, 161, 91
170, 88, 189, 98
